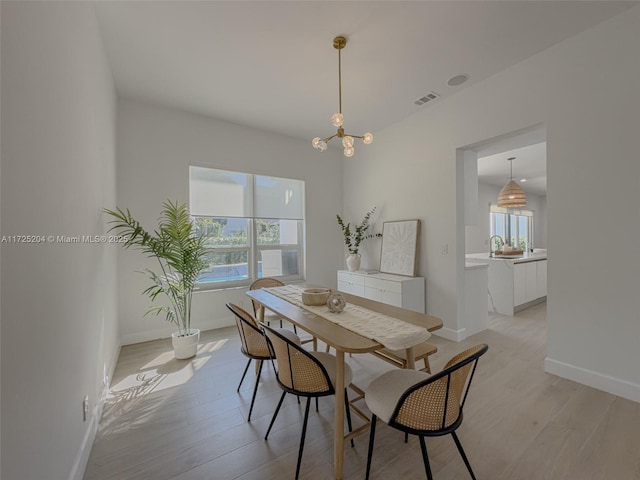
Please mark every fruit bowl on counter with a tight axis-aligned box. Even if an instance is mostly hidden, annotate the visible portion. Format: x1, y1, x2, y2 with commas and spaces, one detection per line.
494, 249, 524, 256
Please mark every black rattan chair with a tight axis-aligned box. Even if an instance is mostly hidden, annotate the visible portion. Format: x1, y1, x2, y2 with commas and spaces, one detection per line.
262, 323, 354, 480
249, 277, 287, 329
226, 303, 300, 422
365, 344, 488, 480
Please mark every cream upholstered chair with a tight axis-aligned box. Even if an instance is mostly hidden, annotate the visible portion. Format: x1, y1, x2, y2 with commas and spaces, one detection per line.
226, 303, 300, 422
365, 344, 488, 480
262, 323, 354, 480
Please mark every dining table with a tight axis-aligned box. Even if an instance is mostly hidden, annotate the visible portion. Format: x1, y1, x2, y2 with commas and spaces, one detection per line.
246, 286, 443, 479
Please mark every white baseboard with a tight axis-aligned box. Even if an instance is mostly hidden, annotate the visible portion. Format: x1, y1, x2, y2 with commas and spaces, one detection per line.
434, 326, 467, 342
68, 409, 99, 480
545, 357, 640, 403
68, 340, 121, 480
107, 343, 121, 390
120, 316, 235, 346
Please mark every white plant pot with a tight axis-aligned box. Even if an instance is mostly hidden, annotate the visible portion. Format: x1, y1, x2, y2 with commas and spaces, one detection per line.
171, 329, 200, 359
346, 253, 361, 272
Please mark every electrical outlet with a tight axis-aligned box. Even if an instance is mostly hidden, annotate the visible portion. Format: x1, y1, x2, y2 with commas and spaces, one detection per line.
83, 395, 89, 422
441, 244, 449, 255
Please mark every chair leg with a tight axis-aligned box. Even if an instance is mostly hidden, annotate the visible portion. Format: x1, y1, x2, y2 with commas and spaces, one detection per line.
344, 388, 354, 447
315, 397, 319, 412
295, 397, 312, 480
365, 415, 377, 480
451, 432, 477, 480
247, 358, 263, 422
265, 391, 287, 439
237, 358, 251, 392
404, 432, 409, 443
418, 436, 434, 480
423, 356, 431, 373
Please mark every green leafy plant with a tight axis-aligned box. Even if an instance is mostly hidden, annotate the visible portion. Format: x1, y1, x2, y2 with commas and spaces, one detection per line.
104, 200, 207, 337
336, 207, 381, 255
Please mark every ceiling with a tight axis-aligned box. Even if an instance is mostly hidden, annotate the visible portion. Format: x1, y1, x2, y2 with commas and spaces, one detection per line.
95, 1, 636, 149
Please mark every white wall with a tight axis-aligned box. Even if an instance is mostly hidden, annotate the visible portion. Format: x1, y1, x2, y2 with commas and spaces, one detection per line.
344, 6, 640, 400
0, 0, 3, 471
116, 99, 344, 344
1, 3, 118, 479
465, 182, 547, 254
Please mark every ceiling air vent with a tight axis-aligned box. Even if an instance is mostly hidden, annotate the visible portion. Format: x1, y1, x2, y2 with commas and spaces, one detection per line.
414, 91, 440, 106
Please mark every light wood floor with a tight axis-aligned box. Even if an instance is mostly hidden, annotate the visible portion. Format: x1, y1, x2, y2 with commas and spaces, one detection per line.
84, 303, 640, 479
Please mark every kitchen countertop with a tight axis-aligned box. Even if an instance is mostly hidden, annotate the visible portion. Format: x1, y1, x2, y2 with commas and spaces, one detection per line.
466, 251, 547, 264
465, 262, 489, 270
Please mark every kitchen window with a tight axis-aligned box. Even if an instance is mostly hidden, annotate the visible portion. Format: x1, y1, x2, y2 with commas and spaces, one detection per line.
490, 205, 533, 251
189, 166, 305, 289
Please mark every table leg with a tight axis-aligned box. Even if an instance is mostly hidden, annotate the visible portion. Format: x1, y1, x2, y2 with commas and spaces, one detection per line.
334, 349, 345, 479
405, 346, 416, 370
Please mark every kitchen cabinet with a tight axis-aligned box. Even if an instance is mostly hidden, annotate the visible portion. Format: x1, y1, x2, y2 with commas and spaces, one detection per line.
514, 263, 527, 306
536, 260, 547, 298
514, 260, 546, 308
337, 270, 425, 313
466, 252, 547, 315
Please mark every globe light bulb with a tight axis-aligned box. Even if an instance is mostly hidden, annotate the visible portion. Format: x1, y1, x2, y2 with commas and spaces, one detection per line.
344, 146, 355, 157
362, 132, 374, 145
312, 137, 321, 148
342, 136, 354, 148
317, 140, 328, 152
331, 112, 344, 127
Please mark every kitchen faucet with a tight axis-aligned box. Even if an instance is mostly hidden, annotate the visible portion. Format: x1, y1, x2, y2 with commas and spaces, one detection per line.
489, 235, 504, 257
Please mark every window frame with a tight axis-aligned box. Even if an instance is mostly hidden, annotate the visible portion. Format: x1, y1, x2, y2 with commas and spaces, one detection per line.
489, 205, 534, 251
190, 167, 305, 291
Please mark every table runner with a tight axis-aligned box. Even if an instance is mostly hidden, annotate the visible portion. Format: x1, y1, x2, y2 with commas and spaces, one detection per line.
264, 285, 430, 351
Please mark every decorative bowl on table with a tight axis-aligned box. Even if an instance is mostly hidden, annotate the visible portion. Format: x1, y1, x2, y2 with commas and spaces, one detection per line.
301, 288, 331, 306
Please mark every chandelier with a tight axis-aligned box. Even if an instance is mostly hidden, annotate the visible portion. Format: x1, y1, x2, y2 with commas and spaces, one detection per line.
497, 157, 527, 208
312, 36, 373, 157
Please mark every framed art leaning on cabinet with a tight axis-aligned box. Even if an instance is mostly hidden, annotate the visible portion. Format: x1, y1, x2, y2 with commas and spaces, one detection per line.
379, 219, 420, 277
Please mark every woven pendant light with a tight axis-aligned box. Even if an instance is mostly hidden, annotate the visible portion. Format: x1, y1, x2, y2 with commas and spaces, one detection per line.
497, 157, 527, 208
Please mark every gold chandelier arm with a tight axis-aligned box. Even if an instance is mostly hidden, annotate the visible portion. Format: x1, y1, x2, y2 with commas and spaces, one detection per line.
323, 134, 337, 143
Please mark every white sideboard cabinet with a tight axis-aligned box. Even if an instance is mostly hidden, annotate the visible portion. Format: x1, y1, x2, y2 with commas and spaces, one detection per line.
337, 270, 425, 313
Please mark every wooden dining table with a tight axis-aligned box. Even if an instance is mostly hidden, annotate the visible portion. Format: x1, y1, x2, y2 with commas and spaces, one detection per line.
247, 287, 443, 479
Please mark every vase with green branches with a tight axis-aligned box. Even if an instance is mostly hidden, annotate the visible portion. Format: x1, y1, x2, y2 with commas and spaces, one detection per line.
336, 207, 381, 271
104, 200, 207, 358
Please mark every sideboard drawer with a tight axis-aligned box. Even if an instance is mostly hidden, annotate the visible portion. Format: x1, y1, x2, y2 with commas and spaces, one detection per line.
338, 280, 365, 297
365, 276, 402, 293
337, 270, 425, 313
337, 271, 365, 286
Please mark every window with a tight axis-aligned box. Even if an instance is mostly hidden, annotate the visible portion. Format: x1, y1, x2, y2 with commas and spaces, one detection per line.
190, 166, 305, 289
490, 205, 533, 251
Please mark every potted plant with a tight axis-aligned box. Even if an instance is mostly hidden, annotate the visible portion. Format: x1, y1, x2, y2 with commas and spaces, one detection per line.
336, 207, 381, 272
104, 200, 208, 359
